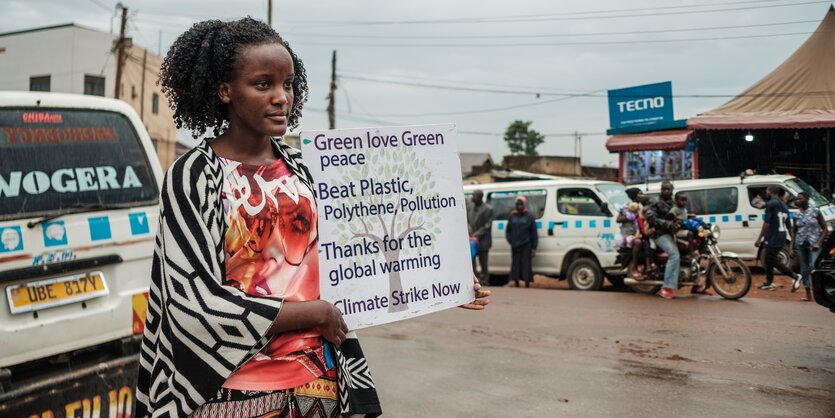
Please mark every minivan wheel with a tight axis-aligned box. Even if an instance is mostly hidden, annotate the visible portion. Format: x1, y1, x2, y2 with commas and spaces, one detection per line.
760, 246, 798, 273
567, 258, 604, 290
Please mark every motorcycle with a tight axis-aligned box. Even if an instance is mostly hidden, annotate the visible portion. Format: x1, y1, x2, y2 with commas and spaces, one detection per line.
617, 221, 752, 300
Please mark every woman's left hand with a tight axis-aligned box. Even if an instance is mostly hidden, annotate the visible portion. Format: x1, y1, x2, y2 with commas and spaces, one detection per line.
460, 275, 490, 310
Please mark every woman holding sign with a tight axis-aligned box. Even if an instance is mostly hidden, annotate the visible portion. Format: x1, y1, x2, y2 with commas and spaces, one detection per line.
135, 17, 488, 418
506, 196, 538, 288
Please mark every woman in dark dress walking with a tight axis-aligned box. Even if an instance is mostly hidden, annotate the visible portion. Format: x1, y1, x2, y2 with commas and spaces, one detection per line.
506, 196, 538, 287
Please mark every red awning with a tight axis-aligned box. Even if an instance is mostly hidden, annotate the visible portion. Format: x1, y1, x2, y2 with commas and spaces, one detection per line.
605, 129, 693, 152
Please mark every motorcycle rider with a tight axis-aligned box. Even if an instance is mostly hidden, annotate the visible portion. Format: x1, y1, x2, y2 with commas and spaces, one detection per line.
645, 181, 681, 299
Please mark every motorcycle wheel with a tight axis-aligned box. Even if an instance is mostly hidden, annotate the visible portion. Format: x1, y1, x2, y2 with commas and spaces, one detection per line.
630, 283, 662, 294
708, 257, 752, 300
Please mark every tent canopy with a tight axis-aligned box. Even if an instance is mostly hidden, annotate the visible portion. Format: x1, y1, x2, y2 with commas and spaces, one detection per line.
688, 6, 835, 130
606, 129, 692, 152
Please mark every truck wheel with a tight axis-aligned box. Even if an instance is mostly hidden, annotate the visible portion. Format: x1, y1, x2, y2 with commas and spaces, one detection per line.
567, 258, 604, 290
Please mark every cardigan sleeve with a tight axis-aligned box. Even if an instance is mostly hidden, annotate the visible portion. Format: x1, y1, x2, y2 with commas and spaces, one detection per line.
136, 151, 283, 418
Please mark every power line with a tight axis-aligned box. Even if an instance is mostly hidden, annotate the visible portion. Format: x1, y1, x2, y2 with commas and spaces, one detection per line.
341, 74, 835, 99
304, 108, 606, 138
285, 19, 818, 40
340, 71, 595, 94
294, 30, 820, 48
281, 0, 828, 26
86, 0, 114, 13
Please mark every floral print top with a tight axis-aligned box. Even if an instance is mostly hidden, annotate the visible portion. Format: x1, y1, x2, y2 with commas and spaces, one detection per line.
217, 156, 328, 391
795, 207, 822, 247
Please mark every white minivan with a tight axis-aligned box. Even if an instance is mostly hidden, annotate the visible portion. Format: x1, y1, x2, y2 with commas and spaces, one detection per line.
464, 179, 630, 290
0, 91, 162, 390
643, 175, 835, 268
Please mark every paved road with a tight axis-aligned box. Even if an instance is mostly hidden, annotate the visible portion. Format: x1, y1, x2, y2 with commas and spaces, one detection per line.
357, 287, 835, 417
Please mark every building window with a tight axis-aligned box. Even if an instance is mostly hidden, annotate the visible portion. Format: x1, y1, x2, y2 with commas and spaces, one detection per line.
84, 75, 105, 96
30, 75, 50, 92
152, 93, 159, 114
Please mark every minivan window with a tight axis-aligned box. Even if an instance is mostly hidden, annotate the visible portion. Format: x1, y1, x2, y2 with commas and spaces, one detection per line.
679, 187, 738, 215
488, 189, 547, 220
596, 184, 629, 211
0, 108, 158, 220
557, 188, 607, 217
785, 178, 828, 208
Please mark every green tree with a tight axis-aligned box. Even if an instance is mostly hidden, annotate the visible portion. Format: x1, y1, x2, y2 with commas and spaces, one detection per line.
504, 120, 545, 156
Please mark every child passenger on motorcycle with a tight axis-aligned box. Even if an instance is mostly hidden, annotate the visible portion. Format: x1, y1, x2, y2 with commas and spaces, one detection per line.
672, 192, 693, 243
619, 188, 645, 278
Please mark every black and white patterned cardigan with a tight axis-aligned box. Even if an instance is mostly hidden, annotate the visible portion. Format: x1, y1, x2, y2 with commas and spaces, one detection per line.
135, 139, 382, 417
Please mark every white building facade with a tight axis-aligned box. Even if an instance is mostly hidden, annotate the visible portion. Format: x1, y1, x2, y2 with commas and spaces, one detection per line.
0, 23, 177, 169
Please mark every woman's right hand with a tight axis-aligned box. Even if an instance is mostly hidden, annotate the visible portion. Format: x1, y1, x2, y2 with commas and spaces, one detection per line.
316, 300, 349, 347
269, 300, 348, 346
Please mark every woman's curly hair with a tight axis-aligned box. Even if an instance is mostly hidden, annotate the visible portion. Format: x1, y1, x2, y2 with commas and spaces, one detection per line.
159, 17, 308, 137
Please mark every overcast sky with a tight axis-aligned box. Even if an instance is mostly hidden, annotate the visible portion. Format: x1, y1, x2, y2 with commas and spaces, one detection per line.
2, 0, 833, 167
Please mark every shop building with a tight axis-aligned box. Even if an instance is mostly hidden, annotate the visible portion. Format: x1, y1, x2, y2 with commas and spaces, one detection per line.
688, 6, 835, 191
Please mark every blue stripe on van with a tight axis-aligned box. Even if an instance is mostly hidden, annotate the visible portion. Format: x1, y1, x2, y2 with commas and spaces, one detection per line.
575, 220, 582, 229
735, 215, 743, 222
603, 219, 612, 228
0, 226, 24, 253
563, 221, 569, 229
43, 221, 68, 247
722, 215, 729, 223
535, 221, 542, 229
88, 216, 112, 241
709, 216, 717, 223
589, 220, 597, 229
129, 213, 150, 235
498, 222, 505, 231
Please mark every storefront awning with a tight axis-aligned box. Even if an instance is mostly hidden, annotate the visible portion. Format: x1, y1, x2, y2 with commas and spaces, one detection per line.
688, 7, 835, 130
605, 129, 693, 152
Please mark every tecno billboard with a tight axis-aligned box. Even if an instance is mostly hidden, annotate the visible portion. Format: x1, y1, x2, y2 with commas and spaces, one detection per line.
607, 81, 673, 129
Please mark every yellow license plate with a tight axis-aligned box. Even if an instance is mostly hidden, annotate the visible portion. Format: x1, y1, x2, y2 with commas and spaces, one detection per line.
6, 271, 109, 315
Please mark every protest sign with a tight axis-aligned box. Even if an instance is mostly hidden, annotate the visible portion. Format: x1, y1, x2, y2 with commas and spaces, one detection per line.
300, 124, 474, 330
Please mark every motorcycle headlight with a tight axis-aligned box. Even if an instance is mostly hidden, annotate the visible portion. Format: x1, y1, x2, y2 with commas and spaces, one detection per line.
710, 224, 721, 240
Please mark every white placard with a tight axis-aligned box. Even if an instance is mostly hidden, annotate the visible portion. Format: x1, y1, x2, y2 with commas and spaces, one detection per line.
300, 124, 474, 330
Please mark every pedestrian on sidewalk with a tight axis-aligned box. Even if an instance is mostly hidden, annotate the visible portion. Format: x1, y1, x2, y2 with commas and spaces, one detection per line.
467, 190, 493, 284
506, 195, 538, 288
791, 192, 826, 301
756, 186, 800, 291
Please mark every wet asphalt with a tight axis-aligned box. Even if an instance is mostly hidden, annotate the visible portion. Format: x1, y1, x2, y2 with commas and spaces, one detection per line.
357, 286, 835, 417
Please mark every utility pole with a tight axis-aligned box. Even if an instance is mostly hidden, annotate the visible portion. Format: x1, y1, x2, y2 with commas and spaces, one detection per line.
114, 3, 128, 99
140, 49, 147, 121
267, 0, 273, 27
327, 50, 337, 129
